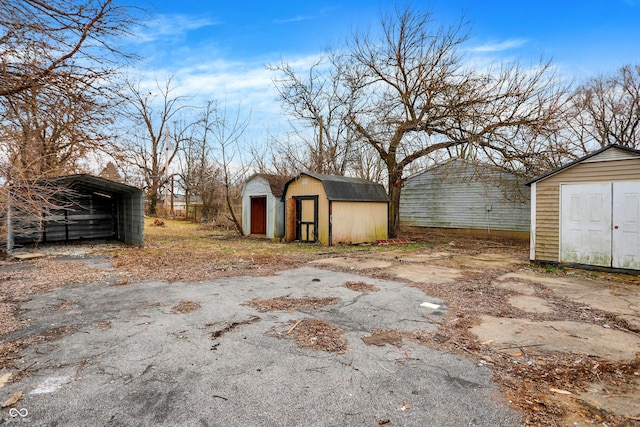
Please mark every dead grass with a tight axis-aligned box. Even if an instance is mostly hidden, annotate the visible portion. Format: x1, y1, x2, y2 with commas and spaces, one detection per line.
243, 296, 340, 312
285, 318, 348, 354
171, 300, 201, 314
2, 219, 639, 425
343, 281, 380, 292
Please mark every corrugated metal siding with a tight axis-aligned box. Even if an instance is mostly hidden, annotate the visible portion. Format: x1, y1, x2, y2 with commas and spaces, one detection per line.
11, 176, 144, 247
331, 201, 388, 244
399, 161, 530, 232
45, 194, 115, 241
120, 190, 144, 246
533, 157, 640, 262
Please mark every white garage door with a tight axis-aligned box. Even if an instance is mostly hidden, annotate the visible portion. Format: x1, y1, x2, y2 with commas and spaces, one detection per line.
612, 182, 640, 269
561, 182, 640, 269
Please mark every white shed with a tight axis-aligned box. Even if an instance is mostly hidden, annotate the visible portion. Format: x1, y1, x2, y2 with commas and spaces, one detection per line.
527, 144, 640, 270
241, 174, 289, 239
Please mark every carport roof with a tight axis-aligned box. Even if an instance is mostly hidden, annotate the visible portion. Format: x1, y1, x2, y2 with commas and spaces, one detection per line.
283, 172, 389, 202
47, 174, 142, 194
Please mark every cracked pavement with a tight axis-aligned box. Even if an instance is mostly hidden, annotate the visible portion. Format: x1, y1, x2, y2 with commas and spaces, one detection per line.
1, 266, 520, 426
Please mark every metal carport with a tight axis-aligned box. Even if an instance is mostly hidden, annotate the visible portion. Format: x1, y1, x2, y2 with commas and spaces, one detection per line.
8, 174, 144, 249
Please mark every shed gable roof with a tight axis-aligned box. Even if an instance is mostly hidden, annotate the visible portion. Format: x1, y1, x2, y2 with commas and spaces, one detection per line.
244, 173, 291, 198
283, 172, 389, 202
526, 144, 640, 185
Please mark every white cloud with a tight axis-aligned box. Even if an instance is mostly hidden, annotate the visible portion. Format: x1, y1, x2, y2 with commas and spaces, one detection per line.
128, 55, 302, 141
469, 38, 529, 53
273, 15, 314, 24
130, 14, 219, 43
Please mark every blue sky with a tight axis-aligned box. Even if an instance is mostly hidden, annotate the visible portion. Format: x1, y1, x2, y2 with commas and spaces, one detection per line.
124, 0, 640, 140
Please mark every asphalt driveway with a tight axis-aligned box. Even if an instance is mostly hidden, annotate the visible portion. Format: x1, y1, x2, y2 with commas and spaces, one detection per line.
1, 265, 521, 426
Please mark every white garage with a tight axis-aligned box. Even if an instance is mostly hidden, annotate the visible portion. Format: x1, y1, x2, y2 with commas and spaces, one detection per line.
528, 144, 640, 271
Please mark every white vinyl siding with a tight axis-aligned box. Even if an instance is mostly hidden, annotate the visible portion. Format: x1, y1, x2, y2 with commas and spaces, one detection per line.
400, 160, 530, 233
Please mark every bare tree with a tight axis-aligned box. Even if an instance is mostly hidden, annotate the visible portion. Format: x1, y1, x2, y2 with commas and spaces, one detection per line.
569, 64, 640, 151
0, 0, 138, 98
120, 77, 188, 216
0, 0, 138, 248
249, 136, 299, 177
0, 70, 113, 178
337, 7, 566, 236
269, 56, 362, 175
177, 101, 222, 220
209, 102, 250, 234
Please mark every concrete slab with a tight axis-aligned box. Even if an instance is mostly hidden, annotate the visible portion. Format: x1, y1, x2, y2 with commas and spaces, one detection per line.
471, 315, 640, 361
12, 253, 46, 260
390, 264, 461, 284
494, 281, 537, 296
1, 267, 521, 426
497, 272, 640, 328
508, 295, 555, 314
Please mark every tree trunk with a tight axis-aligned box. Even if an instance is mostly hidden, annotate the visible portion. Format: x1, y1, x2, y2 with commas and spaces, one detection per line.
224, 184, 243, 235
148, 191, 158, 216
387, 167, 403, 238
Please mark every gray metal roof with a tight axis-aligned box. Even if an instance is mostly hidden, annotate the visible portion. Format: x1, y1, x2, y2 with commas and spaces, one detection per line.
48, 174, 142, 194
283, 172, 389, 202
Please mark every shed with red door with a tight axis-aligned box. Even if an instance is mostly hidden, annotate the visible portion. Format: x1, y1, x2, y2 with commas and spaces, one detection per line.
241, 174, 290, 239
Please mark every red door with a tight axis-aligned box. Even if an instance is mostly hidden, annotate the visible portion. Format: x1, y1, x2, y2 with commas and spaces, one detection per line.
250, 197, 267, 235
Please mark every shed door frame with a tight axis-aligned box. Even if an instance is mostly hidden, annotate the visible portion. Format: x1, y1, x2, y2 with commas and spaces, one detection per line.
560, 181, 640, 269
295, 196, 318, 243
250, 196, 267, 235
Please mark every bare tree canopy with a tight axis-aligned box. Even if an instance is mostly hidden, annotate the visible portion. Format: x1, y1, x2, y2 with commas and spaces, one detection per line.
0, 0, 140, 247
119, 77, 188, 216
176, 100, 226, 221
0, 0, 139, 180
1, 68, 114, 178
268, 56, 362, 176
273, 6, 568, 237
0, 0, 137, 98
569, 64, 640, 152
209, 101, 250, 234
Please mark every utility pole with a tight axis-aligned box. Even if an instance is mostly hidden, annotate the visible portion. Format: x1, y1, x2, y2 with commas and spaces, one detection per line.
164, 125, 170, 216
318, 115, 323, 173
170, 175, 175, 217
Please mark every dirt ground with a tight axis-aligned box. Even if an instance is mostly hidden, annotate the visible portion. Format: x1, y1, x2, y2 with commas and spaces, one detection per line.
1, 220, 639, 426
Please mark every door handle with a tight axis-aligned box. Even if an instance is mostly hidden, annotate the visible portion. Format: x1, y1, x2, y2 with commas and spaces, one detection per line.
614, 225, 619, 229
